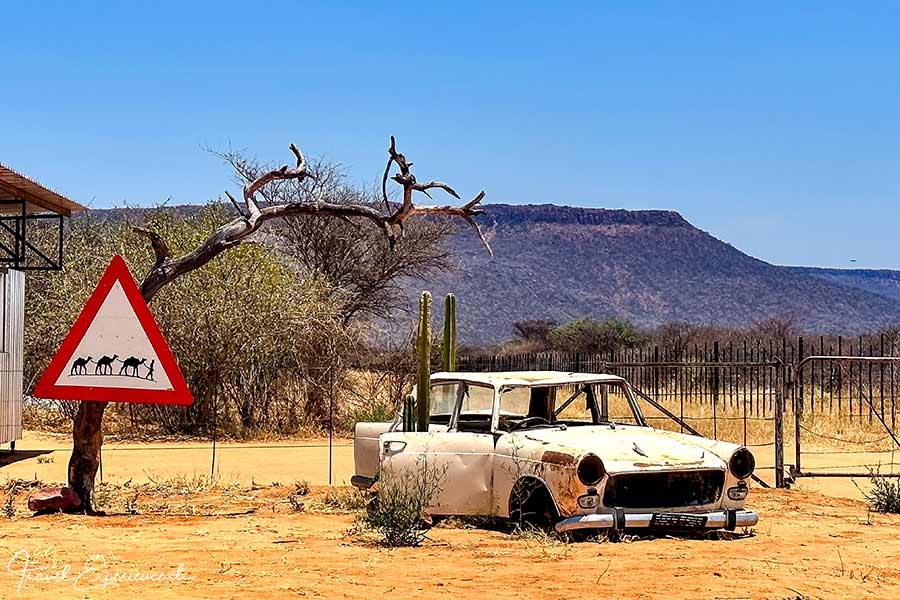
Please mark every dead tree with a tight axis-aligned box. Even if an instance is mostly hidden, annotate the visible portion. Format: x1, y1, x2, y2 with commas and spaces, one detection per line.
68, 137, 492, 512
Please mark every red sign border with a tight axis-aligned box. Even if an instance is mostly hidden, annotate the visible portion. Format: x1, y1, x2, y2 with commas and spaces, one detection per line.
33, 255, 193, 405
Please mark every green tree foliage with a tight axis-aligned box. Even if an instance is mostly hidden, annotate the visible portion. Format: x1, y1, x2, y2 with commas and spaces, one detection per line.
548, 317, 644, 355
512, 319, 558, 344
25, 204, 351, 436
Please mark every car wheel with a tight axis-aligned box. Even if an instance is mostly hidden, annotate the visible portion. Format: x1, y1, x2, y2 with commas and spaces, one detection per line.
509, 477, 559, 531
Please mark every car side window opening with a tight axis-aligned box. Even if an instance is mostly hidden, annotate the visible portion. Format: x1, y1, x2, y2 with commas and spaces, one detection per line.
429, 382, 461, 425
435, 382, 494, 433
497, 385, 558, 431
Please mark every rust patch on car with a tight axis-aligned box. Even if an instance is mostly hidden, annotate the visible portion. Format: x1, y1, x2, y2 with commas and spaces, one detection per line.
542, 450, 576, 466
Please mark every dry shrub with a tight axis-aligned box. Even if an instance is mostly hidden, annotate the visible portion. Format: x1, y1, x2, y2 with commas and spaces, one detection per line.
361, 454, 446, 547
863, 468, 900, 514
308, 487, 367, 513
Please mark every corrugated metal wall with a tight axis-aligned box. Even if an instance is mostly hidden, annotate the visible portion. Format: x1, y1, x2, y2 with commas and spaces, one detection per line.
0, 269, 24, 445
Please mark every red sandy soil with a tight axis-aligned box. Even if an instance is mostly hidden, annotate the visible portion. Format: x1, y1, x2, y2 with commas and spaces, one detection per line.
1, 431, 899, 599
0, 484, 897, 599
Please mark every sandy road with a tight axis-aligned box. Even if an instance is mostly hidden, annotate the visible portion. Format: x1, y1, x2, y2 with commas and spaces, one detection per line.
1, 431, 356, 487
0, 431, 899, 599
2, 431, 893, 500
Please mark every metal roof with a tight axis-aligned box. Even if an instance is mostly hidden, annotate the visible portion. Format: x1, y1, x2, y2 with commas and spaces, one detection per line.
430, 371, 626, 388
0, 162, 86, 216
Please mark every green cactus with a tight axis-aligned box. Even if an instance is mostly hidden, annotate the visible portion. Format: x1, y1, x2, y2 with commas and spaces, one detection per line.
402, 394, 416, 432
415, 291, 432, 432
442, 293, 457, 371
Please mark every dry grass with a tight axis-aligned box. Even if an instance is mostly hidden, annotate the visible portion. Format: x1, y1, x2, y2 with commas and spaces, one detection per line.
0, 476, 369, 520
639, 389, 900, 453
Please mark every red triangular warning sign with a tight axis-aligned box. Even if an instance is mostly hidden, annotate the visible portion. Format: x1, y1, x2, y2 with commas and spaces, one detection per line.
34, 255, 193, 405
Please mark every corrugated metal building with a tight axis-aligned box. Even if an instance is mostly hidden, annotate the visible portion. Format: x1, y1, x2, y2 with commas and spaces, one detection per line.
0, 162, 85, 447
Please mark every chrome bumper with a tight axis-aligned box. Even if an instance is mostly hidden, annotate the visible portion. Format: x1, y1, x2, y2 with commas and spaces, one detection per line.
555, 509, 758, 533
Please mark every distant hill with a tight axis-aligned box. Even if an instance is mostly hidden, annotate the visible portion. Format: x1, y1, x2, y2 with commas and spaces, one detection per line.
403, 204, 900, 345
785, 266, 900, 303
86, 203, 900, 346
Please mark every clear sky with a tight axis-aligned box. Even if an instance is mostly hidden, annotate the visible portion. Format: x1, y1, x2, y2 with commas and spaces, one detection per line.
2, 2, 898, 269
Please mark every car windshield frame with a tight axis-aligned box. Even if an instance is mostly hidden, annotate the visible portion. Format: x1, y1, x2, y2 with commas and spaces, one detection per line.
496, 380, 647, 431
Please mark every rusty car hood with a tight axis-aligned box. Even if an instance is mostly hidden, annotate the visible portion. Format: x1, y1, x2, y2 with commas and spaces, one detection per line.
516, 425, 736, 472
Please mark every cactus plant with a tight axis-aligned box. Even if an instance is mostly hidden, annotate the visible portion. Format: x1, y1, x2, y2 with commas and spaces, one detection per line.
415, 291, 432, 432
402, 394, 416, 432
442, 293, 457, 371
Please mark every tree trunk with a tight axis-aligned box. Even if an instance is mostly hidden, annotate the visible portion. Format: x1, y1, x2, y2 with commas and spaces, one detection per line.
67, 401, 108, 512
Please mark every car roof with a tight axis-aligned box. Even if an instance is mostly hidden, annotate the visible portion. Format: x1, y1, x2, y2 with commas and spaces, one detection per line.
430, 370, 626, 388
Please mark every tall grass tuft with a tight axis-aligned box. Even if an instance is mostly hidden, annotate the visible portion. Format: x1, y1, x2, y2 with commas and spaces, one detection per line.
863, 468, 900, 514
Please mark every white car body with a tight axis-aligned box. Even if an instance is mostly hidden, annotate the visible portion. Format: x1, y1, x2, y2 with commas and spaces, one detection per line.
353, 371, 758, 533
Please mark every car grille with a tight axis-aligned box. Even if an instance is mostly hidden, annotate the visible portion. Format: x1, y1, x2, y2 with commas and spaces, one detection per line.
603, 470, 725, 509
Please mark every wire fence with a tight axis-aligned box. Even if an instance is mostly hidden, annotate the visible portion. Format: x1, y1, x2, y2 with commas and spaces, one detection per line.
459, 335, 900, 420
459, 335, 900, 482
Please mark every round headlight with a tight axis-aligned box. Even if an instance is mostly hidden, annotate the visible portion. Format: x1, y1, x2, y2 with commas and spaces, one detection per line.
577, 454, 606, 486
729, 447, 755, 479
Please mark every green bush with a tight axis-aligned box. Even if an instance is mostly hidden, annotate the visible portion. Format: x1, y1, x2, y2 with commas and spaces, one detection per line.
863, 468, 900, 514
362, 454, 446, 547
549, 317, 644, 355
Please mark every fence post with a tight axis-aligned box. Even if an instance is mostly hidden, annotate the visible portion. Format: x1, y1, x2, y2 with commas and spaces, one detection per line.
774, 362, 785, 488
713, 341, 719, 440
653, 345, 660, 400
796, 336, 804, 476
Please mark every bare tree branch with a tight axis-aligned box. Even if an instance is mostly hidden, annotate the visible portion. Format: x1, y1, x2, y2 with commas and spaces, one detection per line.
380, 137, 487, 251
223, 191, 248, 219
131, 226, 170, 267
242, 142, 313, 218
412, 181, 460, 199
134, 137, 491, 302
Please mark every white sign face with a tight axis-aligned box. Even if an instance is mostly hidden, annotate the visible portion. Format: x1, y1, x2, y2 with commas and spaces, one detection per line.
52, 281, 173, 391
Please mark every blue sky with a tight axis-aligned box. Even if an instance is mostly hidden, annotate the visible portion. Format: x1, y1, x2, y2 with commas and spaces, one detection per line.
2, 2, 899, 269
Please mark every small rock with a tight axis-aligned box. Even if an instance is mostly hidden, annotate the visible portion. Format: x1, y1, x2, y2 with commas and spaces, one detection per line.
27, 486, 81, 513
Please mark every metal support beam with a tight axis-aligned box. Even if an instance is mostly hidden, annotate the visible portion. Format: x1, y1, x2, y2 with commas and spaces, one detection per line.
0, 199, 66, 270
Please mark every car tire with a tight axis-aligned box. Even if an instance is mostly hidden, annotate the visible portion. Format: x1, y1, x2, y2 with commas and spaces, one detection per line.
508, 477, 559, 531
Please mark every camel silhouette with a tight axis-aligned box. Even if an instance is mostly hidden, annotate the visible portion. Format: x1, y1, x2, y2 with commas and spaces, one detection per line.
95, 354, 118, 375
70, 356, 93, 376
119, 356, 147, 377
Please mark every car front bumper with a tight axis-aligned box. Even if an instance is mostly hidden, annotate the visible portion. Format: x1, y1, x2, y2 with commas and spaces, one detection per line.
554, 509, 758, 533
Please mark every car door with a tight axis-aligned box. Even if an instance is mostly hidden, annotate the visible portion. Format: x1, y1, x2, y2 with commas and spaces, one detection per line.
378, 381, 496, 515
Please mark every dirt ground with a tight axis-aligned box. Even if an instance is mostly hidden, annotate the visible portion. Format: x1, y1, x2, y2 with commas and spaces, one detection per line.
1, 431, 899, 599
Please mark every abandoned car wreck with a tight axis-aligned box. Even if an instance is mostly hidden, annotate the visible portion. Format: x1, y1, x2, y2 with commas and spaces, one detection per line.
354, 371, 758, 533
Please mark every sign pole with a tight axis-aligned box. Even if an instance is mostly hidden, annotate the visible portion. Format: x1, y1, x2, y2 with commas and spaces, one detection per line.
328, 364, 334, 486
211, 370, 218, 479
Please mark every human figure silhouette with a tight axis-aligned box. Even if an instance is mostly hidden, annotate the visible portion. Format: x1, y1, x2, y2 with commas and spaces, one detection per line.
145, 359, 156, 381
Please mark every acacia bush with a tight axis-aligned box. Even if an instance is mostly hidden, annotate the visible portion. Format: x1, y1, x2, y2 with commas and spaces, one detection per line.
24, 204, 355, 437
548, 317, 644, 354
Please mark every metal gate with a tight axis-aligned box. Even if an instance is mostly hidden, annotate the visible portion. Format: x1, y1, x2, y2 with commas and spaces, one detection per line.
790, 353, 900, 480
